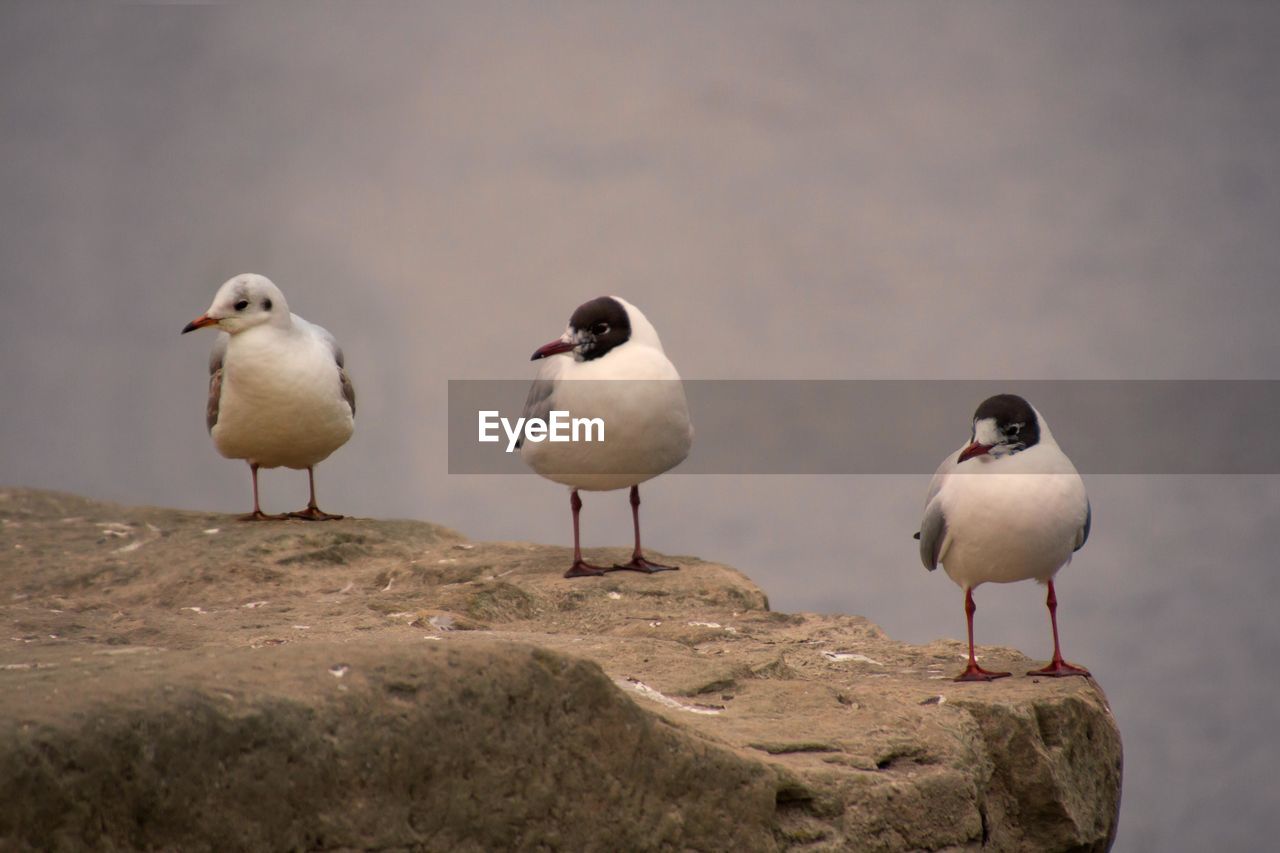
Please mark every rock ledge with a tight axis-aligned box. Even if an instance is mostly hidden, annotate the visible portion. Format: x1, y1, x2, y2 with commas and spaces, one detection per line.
0, 489, 1121, 851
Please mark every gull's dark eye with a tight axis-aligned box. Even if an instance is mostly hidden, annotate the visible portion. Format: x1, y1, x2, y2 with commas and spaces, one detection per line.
591, 322, 609, 335
234, 300, 249, 312
262, 298, 272, 310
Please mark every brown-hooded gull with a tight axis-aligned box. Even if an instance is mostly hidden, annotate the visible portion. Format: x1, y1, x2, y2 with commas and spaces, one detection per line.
917, 393, 1092, 681
519, 296, 693, 579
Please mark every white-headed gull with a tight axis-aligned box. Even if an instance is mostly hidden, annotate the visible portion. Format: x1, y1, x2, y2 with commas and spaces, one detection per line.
182, 274, 355, 521
520, 296, 693, 578
917, 393, 1091, 681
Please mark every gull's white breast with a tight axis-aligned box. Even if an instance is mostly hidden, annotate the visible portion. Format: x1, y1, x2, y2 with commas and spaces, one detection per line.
936, 444, 1088, 589
520, 343, 692, 492
212, 320, 354, 469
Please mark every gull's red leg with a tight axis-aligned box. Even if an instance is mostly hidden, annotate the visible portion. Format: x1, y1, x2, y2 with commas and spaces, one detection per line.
955, 588, 1011, 682
1028, 580, 1091, 678
288, 467, 344, 520
238, 462, 285, 521
564, 489, 607, 578
611, 485, 679, 574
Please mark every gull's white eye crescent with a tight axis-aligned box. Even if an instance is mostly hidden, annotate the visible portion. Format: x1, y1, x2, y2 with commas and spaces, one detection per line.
591, 322, 609, 335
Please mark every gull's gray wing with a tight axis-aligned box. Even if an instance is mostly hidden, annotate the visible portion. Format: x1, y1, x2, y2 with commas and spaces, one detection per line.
917, 498, 948, 572
923, 448, 959, 507
310, 319, 356, 418
206, 333, 228, 433
339, 368, 355, 418
913, 449, 959, 570
515, 378, 555, 450
1074, 500, 1091, 552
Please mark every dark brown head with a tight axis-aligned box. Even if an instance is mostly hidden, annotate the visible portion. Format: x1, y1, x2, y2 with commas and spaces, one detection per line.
530, 296, 633, 362
957, 393, 1041, 463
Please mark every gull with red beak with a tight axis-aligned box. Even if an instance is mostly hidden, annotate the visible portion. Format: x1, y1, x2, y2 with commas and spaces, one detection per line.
182, 274, 355, 520
519, 296, 693, 579
916, 394, 1092, 681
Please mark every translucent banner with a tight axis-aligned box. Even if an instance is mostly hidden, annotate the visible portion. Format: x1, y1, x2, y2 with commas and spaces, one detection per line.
447, 380, 1280, 475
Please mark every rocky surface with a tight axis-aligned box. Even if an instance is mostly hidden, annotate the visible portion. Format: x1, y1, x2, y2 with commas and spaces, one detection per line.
0, 488, 1121, 851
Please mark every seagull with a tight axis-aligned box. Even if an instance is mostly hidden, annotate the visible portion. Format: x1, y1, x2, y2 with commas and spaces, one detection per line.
520, 296, 693, 579
916, 393, 1091, 681
182, 274, 355, 521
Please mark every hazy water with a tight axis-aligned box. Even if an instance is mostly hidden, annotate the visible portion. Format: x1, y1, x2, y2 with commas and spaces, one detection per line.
3, 3, 1280, 849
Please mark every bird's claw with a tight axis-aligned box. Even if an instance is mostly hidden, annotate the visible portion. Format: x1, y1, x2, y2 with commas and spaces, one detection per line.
564, 560, 609, 579
287, 507, 344, 521
1027, 660, 1091, 678
237, 511, 287, 521
609, 556, 679, 574
954, 664, 1012, 682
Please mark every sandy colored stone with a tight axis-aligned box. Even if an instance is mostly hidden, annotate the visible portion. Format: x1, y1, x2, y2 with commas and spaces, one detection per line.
0, 488, 1121, 851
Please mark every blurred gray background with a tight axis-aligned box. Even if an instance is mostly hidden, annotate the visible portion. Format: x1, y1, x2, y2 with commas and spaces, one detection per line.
3, 2, 1279, 849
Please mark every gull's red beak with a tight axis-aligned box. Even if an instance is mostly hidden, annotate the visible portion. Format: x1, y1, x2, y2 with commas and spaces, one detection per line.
182, 314, 219, 334
958, 442, 993, 463
531, 338, 575, 360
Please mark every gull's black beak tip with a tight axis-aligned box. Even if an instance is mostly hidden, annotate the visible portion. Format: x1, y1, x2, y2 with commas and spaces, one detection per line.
182, 315, 217, 335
